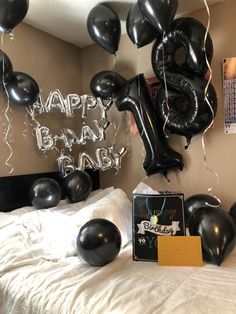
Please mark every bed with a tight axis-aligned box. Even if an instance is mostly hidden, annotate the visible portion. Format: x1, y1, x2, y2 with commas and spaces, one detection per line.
1, 172, 236, 314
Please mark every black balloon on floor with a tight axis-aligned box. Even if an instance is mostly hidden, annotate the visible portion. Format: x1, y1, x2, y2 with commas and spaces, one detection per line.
185, 194, 220, 227
189, 206, 236, 266
63, 170, 92, 203
29, 177, 62, 209
77, 218, 121, 266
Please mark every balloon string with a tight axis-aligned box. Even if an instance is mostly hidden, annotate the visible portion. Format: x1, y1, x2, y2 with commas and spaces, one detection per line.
1, 34, 14, 174
202, 0, 221, 207
112, 120, 120, 147
162, 31, 169, 138
146, 197, 166, 217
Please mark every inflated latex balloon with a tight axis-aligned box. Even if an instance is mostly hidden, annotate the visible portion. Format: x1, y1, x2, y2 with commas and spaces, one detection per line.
189, 207, 236, 266
152, 17, 217, 146
138, 0, 178, 33
87, 4, 121, 55
229, 202, 236, 225
126, 2, 158, 48
116, 73, 183, 177
0, 49, 13, 84
6, 72, 39, 107
77, 218, 121, 266
63, 170, 92, 203
0, 0, 29, 33
90, 71, 127, 99
29, 178, 62, 209
185, 194, 220, 227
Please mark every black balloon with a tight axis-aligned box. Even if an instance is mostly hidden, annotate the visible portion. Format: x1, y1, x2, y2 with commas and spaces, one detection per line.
229, 202, 236, 225
0, 0, 29, 33
90, 71, 127, 99
185, 194, 220, 227
126, 2, 159, 48
189, 207, 236, 266
6, 71, 39, 107
138, 0, 178, 33
116, 73, 183, 177
152, 17, 217, 145
87, 4, 121, 55
0, 49, 13, 84
29, 178, 62, 209
63, 170, 92, 203
77, 218, 121, 266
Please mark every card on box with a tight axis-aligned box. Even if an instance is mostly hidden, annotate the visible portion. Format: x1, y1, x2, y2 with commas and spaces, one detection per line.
133, 192, 185, 262
158, 236, 203, 266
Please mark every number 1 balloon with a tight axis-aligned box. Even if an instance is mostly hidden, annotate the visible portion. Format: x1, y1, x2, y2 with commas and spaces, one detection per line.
116, 74, 183, 177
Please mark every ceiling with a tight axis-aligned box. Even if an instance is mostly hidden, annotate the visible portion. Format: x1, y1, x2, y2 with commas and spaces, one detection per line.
23, 0, 227, 48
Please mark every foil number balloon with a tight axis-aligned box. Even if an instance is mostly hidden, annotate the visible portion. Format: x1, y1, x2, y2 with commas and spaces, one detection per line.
152, 17, 218, 147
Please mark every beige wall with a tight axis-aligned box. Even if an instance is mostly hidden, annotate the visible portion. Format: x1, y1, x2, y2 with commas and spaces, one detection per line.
1, 1, 236, 211
81, 0, 236, 210
0, 23, 82, 176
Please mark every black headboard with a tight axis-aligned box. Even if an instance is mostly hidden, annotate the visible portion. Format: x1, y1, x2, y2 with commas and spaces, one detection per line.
0, 170, 100, 212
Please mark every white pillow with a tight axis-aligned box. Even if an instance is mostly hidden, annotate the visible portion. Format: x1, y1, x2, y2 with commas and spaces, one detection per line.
0, 212, 16, 229
73, 188, 132, 247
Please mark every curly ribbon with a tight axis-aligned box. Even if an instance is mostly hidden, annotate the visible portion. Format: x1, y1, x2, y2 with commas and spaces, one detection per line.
202, 0, 221, 207
161, 31, 170, 138
1, 34, 14, 174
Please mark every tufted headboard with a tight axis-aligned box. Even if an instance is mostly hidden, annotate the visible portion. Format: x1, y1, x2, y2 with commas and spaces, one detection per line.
0, 170, 100, 212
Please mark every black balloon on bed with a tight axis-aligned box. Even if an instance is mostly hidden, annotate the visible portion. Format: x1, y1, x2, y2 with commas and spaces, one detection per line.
62, 170, 92, 203
77, 218, 121, 266
29, 177, 62, 209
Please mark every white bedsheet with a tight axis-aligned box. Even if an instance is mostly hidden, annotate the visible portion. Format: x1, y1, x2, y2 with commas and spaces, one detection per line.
1, 189, 236, 314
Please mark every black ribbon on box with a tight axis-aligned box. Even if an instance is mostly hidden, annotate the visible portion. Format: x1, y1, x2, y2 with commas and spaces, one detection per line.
133, 192, 186, 262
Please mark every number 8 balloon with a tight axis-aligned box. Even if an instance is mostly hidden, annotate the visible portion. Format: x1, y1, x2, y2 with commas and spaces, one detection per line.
151, 17, 217, 147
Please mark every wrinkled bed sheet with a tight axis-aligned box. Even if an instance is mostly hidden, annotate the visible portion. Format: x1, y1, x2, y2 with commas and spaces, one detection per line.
1, 188, 236, 314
